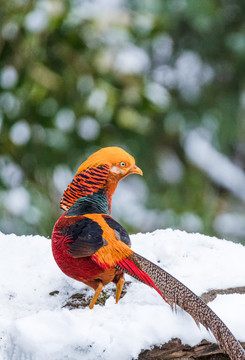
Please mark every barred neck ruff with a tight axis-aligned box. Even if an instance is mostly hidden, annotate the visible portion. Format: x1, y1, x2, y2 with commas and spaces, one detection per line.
60, 164, 110, 212
60, 164, 121, 214
66, 192, 109, 217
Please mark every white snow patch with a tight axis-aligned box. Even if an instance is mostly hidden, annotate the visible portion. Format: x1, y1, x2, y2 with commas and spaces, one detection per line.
209, 294, 245, 337
1, 230, 245, 360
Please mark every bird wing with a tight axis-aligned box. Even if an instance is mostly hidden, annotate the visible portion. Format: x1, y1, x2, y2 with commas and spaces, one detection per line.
64, 214, 132, 263
60, 164, 110, 211
102, 215, 131, 247
116, 252, 245, 360
77, 213, 133, 268
65, 217, 108, 258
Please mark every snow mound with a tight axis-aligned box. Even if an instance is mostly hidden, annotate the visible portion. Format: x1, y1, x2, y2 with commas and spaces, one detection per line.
1, 229, 245, 360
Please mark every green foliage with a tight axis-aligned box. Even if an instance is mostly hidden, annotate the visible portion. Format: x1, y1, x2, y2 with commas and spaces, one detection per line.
1, 0, 245, 242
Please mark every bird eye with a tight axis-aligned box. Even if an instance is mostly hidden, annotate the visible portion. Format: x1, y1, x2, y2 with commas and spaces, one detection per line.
120, 161, 126, 167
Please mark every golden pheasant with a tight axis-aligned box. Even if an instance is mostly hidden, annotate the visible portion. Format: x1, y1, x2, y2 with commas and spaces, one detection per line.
52, 192, 245, 360
52, 147, 245, 359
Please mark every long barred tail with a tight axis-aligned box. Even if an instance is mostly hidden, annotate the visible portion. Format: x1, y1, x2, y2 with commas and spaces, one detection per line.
116, 252, 245, 360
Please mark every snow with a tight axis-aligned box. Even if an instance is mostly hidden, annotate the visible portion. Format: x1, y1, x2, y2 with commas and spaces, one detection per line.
1, 229, 245, 360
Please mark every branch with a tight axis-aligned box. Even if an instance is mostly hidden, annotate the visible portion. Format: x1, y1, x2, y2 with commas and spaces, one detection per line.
201, 286, 245, 303
138, 338, 245, 359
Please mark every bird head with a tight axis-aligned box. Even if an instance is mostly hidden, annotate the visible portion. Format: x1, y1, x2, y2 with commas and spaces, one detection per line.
76, 146, 143, 179
60, 147, 142, 213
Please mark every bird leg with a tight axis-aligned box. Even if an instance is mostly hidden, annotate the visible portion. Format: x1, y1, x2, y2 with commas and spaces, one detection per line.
89, 282, 103, 309
115, 277, 125, 303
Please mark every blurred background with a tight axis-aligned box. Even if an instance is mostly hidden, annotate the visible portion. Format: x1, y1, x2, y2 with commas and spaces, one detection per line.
1, 0, 245, 244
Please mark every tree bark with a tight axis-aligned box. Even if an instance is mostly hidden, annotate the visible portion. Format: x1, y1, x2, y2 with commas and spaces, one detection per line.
138, 338, 245, 359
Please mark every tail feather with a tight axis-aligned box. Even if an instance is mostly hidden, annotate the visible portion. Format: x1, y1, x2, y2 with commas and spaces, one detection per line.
116, 252, 245, 360
117, 258, 164, 299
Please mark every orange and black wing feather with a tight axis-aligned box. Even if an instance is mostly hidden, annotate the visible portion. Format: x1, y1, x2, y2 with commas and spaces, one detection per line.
64, 217, 108, 258
60, 165, 110, 211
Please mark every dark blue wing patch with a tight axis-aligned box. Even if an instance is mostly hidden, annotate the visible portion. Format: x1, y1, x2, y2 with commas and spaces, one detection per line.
65, 217, 108, 258
102, 215, 131, 247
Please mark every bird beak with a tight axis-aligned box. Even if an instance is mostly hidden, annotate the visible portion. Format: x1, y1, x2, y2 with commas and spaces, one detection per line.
129, 164, 143, 176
